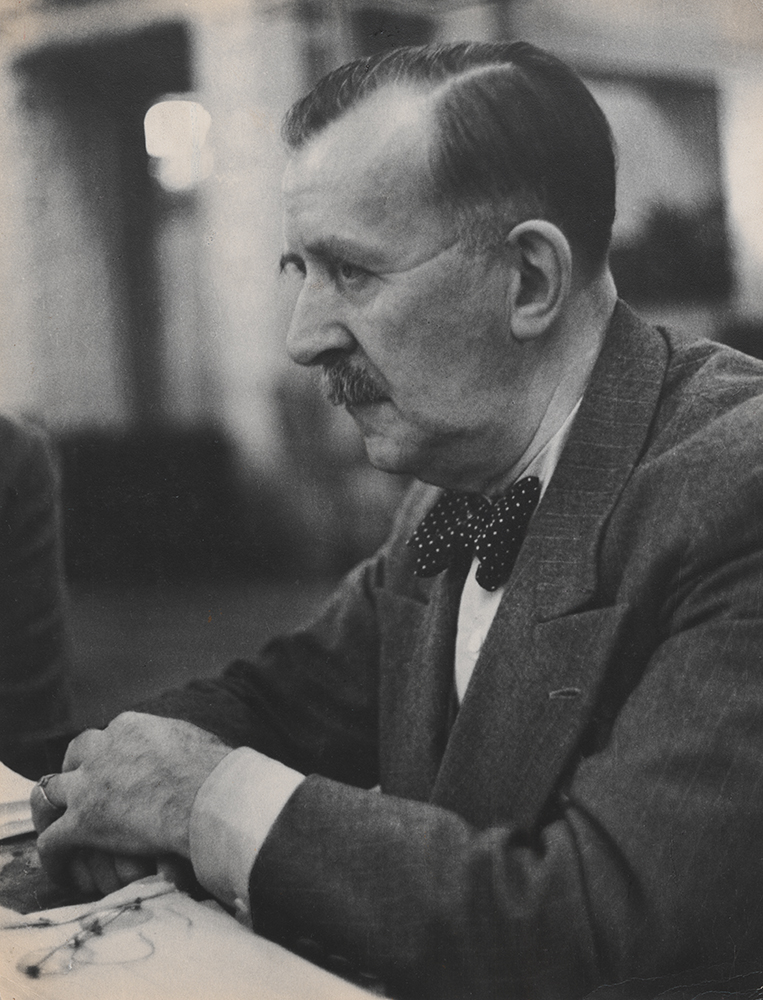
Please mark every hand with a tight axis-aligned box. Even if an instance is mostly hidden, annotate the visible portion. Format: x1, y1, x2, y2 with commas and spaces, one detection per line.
31, 712, 231, 889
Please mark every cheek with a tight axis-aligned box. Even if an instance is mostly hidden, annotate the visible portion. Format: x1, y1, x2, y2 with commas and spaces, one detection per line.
360, 271, 507, 395
353, 301, 438, 386
371, 282, 473, 361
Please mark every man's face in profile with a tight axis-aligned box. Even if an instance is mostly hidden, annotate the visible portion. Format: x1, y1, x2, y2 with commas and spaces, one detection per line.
280, 86, 531, 491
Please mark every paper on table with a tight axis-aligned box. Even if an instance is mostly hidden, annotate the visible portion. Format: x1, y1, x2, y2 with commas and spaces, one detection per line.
0, 875, 375, 999
0, 762, 35, 840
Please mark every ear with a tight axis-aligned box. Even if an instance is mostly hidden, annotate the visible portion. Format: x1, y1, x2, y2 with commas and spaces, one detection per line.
504, 220, 573, 342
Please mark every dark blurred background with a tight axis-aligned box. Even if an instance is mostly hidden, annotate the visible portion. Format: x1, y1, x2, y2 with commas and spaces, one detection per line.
0, 0, 761, 726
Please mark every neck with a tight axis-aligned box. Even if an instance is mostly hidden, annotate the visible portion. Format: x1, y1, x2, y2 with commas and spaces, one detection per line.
482, 269, 617, 495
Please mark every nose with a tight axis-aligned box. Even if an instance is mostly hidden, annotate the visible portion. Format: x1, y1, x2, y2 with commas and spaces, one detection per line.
286, 280, 356, 367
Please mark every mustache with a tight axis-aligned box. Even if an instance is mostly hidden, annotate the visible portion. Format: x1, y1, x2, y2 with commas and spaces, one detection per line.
320, 358, 387, 406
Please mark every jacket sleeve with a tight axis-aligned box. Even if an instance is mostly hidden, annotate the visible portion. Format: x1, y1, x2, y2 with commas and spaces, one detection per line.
140, 554, 384, 788
243, 466, 763, 1000
139, 482, 439, 788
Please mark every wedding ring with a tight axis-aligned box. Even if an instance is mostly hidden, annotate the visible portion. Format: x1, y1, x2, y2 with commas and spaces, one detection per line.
36, 773, 61, 811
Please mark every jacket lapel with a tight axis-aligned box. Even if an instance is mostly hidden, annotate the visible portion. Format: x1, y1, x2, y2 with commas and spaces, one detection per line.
378, 564, 465, 801
430, 302, 671, 828
530, 301, 669, 621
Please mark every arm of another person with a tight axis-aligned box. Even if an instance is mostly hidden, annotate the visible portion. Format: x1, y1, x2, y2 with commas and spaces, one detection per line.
0, 418, 70, 777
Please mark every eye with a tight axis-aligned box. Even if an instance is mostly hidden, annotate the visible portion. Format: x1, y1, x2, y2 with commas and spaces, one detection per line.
336, 261, 368, 285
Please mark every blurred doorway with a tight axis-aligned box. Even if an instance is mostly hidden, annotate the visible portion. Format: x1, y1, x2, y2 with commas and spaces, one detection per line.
15, 25, 247, 583
16, 21, 194, 427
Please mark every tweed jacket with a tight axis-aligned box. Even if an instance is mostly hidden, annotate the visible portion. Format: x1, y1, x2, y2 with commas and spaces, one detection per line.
148, 302, 763, 999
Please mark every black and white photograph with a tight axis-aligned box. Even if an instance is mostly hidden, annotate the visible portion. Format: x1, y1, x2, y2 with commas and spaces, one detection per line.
1, 2, 763, 997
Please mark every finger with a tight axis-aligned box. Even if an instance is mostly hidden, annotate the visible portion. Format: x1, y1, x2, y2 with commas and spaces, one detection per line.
37, 772, 66, 808
114, 855, 156, 886
69, 851, 98, 896
30, 784, 60, 833
30, 773, 67, 834
62, 728, 104, 771
81, 850, 125, 897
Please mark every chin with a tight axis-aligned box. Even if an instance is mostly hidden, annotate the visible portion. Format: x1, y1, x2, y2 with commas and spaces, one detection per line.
363, 434, 480, 491
362, 436, 422, 478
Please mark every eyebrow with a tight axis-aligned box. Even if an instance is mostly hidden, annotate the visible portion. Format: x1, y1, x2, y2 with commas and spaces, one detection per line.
281, 237, 382, 272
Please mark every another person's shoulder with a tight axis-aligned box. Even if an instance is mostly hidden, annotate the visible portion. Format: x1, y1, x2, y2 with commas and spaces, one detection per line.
0, 414, 58, 516
0, 413, 52, 469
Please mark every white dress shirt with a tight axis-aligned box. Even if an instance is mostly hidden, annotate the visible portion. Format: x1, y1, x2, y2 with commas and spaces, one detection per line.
189, 402, 581, 914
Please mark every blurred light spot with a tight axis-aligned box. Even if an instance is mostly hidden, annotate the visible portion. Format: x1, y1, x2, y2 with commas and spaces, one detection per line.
144, 99, 213, 192
722, 74, 763, 313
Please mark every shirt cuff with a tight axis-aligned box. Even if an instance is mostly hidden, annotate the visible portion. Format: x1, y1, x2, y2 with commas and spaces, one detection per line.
189, 746, 304, 916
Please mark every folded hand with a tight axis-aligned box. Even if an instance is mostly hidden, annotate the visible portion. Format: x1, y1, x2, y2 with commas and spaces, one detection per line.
31, 712, 231, 892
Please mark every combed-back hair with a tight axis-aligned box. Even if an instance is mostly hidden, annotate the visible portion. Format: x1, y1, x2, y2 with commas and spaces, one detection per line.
282, 41, 616, 270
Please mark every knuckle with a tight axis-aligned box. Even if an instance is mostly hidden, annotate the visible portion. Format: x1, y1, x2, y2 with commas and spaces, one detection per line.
110, 711, 143, 738
71, 727, 99, 748
63, 728, 102, 768
116, 710, 140, 726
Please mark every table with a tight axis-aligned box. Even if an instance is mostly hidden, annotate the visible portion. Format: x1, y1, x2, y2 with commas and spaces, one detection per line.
0, 835, 379, 999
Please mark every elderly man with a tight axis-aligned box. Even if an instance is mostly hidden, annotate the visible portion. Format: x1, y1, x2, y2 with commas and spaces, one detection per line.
32, 42, 763, 999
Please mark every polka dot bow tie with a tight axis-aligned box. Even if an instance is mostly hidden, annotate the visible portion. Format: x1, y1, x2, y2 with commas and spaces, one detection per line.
407, 476, 541, 591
